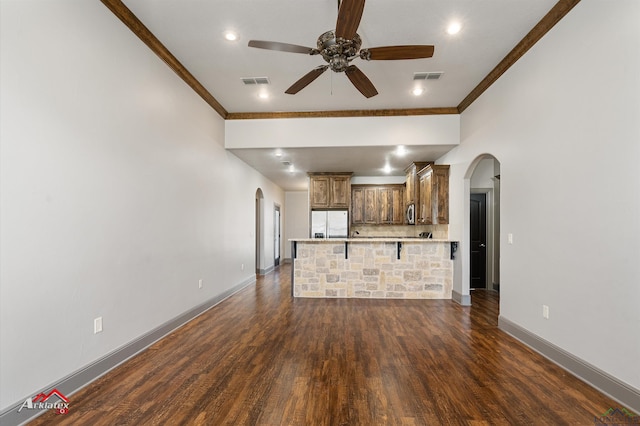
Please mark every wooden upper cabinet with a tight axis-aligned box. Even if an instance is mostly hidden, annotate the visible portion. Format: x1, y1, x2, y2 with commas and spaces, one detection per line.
417, 164, 449, 224
390, 186, 404, 224
363, 188, 378, 224
310, 176, 330, 208
351, 187, 365, 224
418, 167, 433, 224
378, 186, 404, 225
404, 162, 429, 207
351, 187, 377, 224
378, 188, 391, 223
330, 176, 350, 208
308, 173, 352, 209
351, 184, 404, 225
433, 166, 450, 224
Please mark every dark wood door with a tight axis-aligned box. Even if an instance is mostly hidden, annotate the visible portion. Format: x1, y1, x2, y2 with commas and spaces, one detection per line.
470, 193, 486, 289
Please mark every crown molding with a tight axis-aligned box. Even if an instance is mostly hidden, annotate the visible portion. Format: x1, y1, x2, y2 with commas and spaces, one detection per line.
100, 0, 229, 119
226, 107, 459, 120
457, 0, 581, 113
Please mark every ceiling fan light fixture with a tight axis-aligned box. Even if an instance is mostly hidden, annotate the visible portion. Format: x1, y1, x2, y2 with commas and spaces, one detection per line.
247, 0, 435, 98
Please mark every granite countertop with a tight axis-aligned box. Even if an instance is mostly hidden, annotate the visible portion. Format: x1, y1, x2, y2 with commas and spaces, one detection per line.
289, 238, 453, 242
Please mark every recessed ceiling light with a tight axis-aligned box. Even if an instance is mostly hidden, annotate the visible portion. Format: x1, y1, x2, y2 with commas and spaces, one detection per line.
288, 165, 295, 173
396, 145, 407, 156
447, 22, 462, 35
224, 31, 238, 41
383, 164, 392, 174
258, 92, 269, 99
412, 87, 424, 96
274, 149, 283, 157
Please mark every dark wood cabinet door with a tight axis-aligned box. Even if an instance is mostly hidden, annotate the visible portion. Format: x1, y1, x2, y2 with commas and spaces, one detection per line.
435, 168, 449, 224
310, 176, 330, 208
352, 184, 404, 225
331, 176, 350, 208
405, 166, 415, 206
391, 186, 404, 224
419, 171, 433, 224
364, 188, 378, 224
378, 188, 392, 223
351, 188, 365, 224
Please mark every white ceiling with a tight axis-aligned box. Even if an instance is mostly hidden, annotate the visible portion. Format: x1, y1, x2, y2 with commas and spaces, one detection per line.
232, 145, 456, 190
119, 0, 559, 189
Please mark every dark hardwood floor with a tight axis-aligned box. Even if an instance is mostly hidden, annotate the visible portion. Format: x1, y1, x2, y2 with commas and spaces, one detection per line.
30, 264, 617, 425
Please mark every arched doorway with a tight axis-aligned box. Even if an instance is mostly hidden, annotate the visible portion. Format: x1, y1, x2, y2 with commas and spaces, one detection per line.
463, 154, 501, 302
255, 188, 264, 275
274, 204, 281, 267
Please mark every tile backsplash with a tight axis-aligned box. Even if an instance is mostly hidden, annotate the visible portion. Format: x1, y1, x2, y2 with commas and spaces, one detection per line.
350, 224, 449, 239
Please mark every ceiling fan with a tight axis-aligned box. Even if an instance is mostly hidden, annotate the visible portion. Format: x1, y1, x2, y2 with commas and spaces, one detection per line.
247, 0, 435, 98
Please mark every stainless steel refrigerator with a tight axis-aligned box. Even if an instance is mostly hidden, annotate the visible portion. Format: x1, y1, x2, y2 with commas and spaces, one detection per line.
311, 210, 348, 238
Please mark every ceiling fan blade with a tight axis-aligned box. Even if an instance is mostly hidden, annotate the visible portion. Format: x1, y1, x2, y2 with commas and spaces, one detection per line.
345, 65, 378, 98
248, 40, 316, 55
361, 45, 435, 60
335, 0, 365, 40
285, 66, 329, 94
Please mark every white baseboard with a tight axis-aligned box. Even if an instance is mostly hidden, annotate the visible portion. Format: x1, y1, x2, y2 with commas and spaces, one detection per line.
0, 275, 256, 426
499, 316, 640, 413
452, 290, 471, 306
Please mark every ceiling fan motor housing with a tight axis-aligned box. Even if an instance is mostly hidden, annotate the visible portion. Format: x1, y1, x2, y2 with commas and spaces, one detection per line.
317, 30, 362, 72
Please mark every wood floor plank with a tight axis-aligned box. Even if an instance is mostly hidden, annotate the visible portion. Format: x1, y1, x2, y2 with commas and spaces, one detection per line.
29, 265, 619, 425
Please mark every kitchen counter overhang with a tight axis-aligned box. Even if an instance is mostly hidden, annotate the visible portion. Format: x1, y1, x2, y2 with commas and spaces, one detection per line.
290, 238, 457, 299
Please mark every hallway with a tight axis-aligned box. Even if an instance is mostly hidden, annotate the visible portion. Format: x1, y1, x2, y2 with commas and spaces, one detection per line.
30, 264, 617, 425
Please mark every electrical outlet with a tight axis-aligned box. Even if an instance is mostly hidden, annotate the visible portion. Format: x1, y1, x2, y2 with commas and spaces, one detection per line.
542, 305, 550, 319
198, 279, 203, 289
241, 263, 244, 271
508, 233, 514, 244
94, 317, 103, 334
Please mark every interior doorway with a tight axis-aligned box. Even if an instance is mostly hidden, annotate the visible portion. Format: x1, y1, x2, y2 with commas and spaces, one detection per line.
470, 193, 487, 289
274, 204, 281, 267
468, 156, 501, 293
255, 188, 264, 274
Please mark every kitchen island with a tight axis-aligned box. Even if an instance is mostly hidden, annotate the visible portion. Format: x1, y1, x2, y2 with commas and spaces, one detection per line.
290, 238, 457, 299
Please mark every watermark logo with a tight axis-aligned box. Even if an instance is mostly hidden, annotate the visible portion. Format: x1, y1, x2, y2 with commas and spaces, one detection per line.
594, 407, 640, 425
17, 388, 70, 415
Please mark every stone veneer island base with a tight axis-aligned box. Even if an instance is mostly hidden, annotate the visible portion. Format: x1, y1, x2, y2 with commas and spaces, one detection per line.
290, 238, 456, 299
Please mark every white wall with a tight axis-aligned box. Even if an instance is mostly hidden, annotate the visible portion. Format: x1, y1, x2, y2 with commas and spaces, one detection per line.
470, 158, 496, 188
226, 115, 460, 149
438, 0, 640, 390
0, 0, 283, 411
284, 192, 309, 259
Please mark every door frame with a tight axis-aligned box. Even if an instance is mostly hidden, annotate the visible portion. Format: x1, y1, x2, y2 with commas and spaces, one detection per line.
274, 204, 281, 267
255, 188, 264, 274
471, 188, 493, 290
459, 154, 501, 306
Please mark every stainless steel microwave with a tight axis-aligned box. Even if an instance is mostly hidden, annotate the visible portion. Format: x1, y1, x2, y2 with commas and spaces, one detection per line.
406, 203, 415, 225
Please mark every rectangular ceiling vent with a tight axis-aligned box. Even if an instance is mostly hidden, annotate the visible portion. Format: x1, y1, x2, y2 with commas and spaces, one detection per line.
281, 161, 291, 166
241, 77, 270, 85
413, 72, 443, 81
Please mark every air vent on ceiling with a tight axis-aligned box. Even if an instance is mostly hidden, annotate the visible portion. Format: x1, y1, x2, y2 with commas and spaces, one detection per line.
241, 77, 271, 85
413, 72, 443, 81
281, 161, 291, 166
